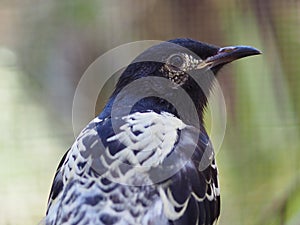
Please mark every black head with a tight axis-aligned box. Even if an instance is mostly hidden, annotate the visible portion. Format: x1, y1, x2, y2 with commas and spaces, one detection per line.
107, 38, 261, 121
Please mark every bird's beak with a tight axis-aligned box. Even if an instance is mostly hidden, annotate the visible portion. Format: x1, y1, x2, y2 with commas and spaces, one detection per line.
197, 45, 262, 69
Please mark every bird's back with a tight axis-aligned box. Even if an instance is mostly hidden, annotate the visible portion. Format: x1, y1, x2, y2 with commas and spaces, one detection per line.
45, 111, 220, 225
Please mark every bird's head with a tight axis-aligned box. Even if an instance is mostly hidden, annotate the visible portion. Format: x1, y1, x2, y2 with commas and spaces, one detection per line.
110, 38, 261, 121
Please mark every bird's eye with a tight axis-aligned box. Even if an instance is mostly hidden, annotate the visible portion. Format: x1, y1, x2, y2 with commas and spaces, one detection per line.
168, 54, 184, 68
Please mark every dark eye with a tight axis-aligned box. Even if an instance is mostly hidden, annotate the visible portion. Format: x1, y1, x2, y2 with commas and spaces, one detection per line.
169, 54, 184, 68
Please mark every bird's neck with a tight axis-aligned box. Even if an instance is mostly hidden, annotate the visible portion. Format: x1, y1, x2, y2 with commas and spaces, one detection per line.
99, 94, 206, 125
100, 95, 176, 116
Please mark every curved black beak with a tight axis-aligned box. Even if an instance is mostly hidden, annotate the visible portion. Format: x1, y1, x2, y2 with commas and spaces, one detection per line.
197, 45, 261, 69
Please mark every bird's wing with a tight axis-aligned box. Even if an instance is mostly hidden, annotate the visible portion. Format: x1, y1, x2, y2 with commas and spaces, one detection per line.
45, 117, 105, 223
157, 126, 220, 225
46, 149, 69, 208
45, 112, 186, 224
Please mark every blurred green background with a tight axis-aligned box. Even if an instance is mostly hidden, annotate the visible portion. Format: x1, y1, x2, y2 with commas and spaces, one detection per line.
0, 1, 299, 224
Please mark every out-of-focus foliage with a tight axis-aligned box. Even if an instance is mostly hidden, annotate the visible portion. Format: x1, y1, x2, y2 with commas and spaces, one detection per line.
0, 1, 299, 224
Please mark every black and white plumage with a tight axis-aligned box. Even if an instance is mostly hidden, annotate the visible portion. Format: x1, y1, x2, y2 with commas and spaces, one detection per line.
44, 38, 260, 225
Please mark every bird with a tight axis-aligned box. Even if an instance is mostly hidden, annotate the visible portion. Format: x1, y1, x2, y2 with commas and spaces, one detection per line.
44, 38, 261, 225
